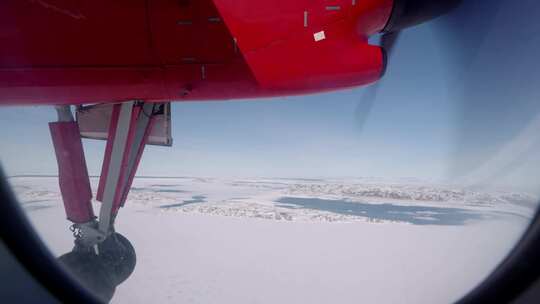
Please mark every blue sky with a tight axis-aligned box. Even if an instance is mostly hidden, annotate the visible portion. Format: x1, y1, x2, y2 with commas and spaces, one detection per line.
1, 0, 540, 191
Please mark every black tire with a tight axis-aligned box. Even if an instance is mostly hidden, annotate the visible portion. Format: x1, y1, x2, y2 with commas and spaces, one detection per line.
98, 233, 137, 285
58, 250, 116, 303
383, 0, 462, 32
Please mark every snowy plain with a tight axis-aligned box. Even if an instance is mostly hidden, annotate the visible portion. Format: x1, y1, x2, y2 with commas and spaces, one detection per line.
8, 176, 538, 304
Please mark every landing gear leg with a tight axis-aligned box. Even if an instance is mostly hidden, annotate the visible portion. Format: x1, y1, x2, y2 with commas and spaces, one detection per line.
50, 102, 158, 302
96, 101, 156, 235
49, 105, 97, 231
49, 105, 114, 301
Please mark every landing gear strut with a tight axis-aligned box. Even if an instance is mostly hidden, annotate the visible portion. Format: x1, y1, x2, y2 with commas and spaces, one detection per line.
49, 101, 160, 302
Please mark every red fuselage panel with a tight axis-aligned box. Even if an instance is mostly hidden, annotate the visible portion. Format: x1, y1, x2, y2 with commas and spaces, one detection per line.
0, 0, 392, 105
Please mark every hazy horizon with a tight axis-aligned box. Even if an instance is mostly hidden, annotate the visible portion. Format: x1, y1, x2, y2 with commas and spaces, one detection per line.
2, 0, 540, 193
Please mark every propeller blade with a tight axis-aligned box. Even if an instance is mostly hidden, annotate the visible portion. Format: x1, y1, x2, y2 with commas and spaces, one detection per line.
354, 32, 400, 132
353, 83, 378, 132
380, 31, 400, 58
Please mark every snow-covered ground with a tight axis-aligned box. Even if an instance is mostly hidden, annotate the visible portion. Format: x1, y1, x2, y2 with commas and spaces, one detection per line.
7, 176, 539, 304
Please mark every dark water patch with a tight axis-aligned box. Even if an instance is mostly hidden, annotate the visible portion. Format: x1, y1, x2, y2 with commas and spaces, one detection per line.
131, 187, 188, 193
492, 210, 530, 220
159, 195, 207, 209
275, 197, 484, 225
7, 175, 59, 178
132, 176, 193, 179
22, 199, 51, 205
24, 205, 53, 211
230, 181, 290, 186
155, 189, 188, 193
151, 184, 182, 188
12, 185, 31, 190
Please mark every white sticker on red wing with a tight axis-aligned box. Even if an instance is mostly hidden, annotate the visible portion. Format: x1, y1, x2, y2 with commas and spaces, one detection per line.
313, 31, 325, 41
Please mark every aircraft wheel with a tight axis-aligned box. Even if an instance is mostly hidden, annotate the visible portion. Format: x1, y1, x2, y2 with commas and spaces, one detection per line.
58, 250, 116, 303
98, 232, 137, 285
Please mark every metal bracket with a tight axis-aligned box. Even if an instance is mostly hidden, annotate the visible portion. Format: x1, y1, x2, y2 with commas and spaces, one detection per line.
74, 220, 108, 247
55, 105, 74, 122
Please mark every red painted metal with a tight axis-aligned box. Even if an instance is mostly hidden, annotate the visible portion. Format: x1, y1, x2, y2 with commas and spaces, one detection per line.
110, 106, 142, 213
96, 103, 155, 214
96, 104, 121, 202
213, 0, 391, 88
118, 114, 157, 209
49, 121, 94, 223
0, 0, 393, 105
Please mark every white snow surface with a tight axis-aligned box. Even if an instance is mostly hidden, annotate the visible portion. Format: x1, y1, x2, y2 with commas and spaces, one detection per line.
7, 176, 538, 304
